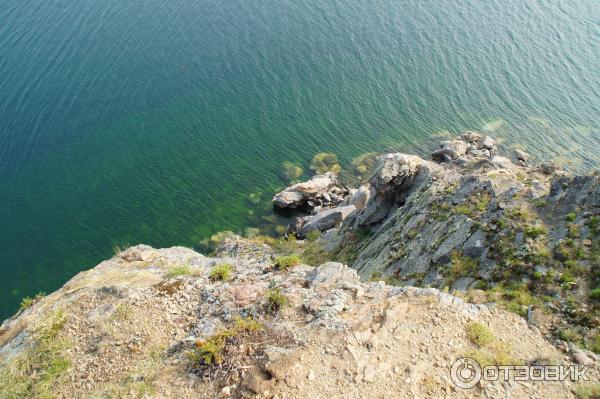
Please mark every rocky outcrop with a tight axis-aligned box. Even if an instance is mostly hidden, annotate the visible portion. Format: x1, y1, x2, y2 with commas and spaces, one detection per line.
0, 236, 589, 398
272, 172, 348, 211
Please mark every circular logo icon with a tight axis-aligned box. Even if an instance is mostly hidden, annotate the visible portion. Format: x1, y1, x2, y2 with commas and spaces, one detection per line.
450, 357, 481, 389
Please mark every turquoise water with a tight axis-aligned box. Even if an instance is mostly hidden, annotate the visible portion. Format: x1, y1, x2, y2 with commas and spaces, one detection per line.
1, 0, 600, 319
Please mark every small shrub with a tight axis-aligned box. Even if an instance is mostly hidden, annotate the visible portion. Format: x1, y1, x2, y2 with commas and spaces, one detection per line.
209, 263, 233, 281
475, 195, 490, 212
112, 303, 134, 321
449, 251, 479, 279
265, 287, 288, 313
531, 199, 547, 209
274, 254, 301, 271
589, 287, 600, 301
524, 225, 548, 239
568, 224, 580, 239
18, 292, 45, 312
306, 230, 321, 242
589, 334, 600, 353
465, 341, 518, 366
586, 216, 600, 237
465, 322, 495, 347
165, 265, 191, 278
233, 316, 263, 332
557, 328, 583, 345
454, 204, 473, 217
370, 271, 383, 282
191, 330, 233, 366
566, 212, 577, 222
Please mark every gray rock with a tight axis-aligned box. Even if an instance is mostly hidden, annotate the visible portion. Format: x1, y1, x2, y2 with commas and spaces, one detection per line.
305, 262, 359, 288
461, 131, 483, 143
469, 149, 491, 158
490, 156, 514, 169
272, 172, 340, 209
482, 136, 496, 149
348, 184, 371, 211
569, 343, 595, 366
432, 218, 473, 264
298, 205, 356, 237
514, 149, 530, 162
354, 154, 438, 226
451, 277, 475, 292
463, 230, 486, 258
432, 140, 468, 161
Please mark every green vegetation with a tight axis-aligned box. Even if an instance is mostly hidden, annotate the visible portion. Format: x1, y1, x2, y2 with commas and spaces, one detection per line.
0, 311, 70, 399
274, 254, 301, 271
589, 287, 600, 301
188, 316, 263, 367
530, 198, 547, 209
310, 152, 341, 174
524, 224, 548, 239
465, 322, 494, 347
448, 251, 479, 280
568, 223, 580, 239
557, 327, 583, 345
589, 334, 600, 353
454, 204, 473, 217
281, 161, 304, 180
306, 230, 321, 242
201, 230, 235, 252
19, 292, 45, 312
165, 265, 191, 278
566, 212, 577, 222
463, 320, 519, 366
573, 383, 600, 399
587, 216, 600, 237
265, 287, 288, 313
452, 192, 490, 218
111, 303, 134, 321
429, 202, 451, 221
188, 316, 266, 377
209, 263, 233, 281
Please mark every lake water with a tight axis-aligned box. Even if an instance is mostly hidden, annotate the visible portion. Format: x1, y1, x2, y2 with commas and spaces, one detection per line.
1, 0, 600, 319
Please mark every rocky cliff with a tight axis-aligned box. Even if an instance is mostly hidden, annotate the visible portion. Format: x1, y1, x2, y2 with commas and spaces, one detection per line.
1, 133, 600, 398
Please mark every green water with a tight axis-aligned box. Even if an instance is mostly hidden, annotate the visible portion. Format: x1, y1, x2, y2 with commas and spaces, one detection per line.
1, 0, 600, 319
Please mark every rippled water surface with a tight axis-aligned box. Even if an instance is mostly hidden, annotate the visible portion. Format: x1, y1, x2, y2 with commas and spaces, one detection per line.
1, 0, 600, 318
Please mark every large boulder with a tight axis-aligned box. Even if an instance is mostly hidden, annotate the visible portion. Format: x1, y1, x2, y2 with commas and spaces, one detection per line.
431, 139, 468, 161
272, 172, 343, 209
298, 205, 356, 237
353, 154, 440, 227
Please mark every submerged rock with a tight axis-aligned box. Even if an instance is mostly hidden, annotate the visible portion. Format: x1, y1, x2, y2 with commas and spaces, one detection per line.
281, 160, 304, 180
310, 152, 341, 174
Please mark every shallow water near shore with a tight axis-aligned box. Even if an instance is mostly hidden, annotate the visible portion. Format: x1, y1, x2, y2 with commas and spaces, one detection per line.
1, 0, 600, 318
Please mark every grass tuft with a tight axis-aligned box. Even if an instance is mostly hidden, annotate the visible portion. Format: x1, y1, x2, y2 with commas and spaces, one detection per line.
0, 310, 70, 399
165, 265, 191, 278
274, 254, 301, 271
209, 263, 233, 282
465, 322, 495, 347
18, 292, 45, 312
265, 287, 288, 313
